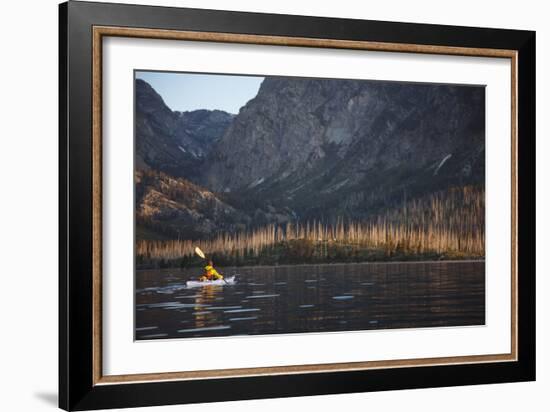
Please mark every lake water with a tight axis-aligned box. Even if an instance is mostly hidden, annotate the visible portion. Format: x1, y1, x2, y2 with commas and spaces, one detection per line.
135, 261, 485, 340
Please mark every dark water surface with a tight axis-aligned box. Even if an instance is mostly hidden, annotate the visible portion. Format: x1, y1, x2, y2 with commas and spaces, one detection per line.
135, 261, 485, 340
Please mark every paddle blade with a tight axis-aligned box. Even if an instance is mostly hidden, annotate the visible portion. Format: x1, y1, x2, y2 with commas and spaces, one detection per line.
194, 246, 206, 259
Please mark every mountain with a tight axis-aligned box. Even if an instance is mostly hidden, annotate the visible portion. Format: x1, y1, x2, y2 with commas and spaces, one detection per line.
136, 169, 250, 240
135, 79, 234, 178
202, 77, 485, 222
136, 76, 485, 240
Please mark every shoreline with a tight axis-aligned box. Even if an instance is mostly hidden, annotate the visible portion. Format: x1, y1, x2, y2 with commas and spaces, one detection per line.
136, 258, 485, 272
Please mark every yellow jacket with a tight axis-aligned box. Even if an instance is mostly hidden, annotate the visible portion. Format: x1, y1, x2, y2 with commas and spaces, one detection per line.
204, 265, 223, 280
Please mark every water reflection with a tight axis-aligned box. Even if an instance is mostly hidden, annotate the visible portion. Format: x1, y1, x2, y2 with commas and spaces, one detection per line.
135, 261, 485, 340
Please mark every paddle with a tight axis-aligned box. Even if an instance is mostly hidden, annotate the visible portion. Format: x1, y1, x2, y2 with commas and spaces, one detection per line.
194, 246, 228, 284
194, 246, 206, 260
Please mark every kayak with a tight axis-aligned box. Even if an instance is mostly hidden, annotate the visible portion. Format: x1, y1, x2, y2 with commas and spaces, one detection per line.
186, 276, 236, 288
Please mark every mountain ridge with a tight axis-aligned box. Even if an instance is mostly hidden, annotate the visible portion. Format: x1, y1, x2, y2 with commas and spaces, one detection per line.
201, 77, 484, 223
135, 78, 234, 178
135, 76, 485, 240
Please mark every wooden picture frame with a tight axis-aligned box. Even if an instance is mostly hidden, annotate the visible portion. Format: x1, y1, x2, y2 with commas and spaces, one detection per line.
59, 1, 535, 410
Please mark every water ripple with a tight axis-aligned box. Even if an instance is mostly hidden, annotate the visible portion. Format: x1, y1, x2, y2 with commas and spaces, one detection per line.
245, 294, 280, 299
332, 295, 354, 300
224, 308, 260, 313
177, 325, 231, 333
229, 316, 258, 321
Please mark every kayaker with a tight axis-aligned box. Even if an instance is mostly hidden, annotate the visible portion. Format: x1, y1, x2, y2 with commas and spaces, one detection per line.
199, 260, 224, 282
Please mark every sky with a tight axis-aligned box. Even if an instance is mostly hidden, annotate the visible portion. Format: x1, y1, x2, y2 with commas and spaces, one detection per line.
136, 71, 264, 114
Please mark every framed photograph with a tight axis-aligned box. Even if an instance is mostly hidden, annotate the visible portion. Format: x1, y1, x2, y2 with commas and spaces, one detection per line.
59, 1, 535, 410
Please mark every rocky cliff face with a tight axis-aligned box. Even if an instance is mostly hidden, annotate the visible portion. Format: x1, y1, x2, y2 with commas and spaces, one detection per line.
204, 78, 485, 190
202, 77, 485, 221
135, 79, 234, 178
136, 76, 485, 239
